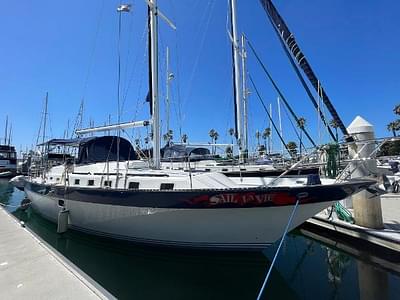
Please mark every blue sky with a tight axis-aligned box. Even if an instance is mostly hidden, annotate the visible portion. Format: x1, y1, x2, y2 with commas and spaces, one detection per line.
1, 0, 399, 153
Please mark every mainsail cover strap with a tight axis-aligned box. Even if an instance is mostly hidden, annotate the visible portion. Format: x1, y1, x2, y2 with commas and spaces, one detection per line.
259, 0, 350, 139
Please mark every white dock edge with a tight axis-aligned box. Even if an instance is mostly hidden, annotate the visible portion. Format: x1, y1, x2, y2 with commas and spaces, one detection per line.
306, 216, 400, 253
0, 206, 115, 300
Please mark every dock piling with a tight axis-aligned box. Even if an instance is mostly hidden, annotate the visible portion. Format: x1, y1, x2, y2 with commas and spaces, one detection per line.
347, 116, 383, 229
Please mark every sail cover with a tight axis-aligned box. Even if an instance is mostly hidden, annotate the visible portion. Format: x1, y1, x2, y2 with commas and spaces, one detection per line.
259, 0, 350, 139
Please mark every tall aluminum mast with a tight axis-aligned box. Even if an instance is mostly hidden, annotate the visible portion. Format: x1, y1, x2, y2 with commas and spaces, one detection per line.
149, 0, 160, 168
147, 0, 176, 168
230, 0, 243, 159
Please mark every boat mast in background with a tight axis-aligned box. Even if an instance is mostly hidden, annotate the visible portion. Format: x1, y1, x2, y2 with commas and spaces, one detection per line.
240, 34, 249, 156
165, 46, 174, 135
4, 116, 8, 145
277, 96, 284, 154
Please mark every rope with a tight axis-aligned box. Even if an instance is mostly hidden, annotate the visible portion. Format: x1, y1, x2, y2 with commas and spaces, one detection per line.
257, 197, 300, 300
325, 143, 339, 178
334, 202, 354, 223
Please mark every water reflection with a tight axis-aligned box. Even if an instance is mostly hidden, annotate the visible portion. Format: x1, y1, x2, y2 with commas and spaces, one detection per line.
1, 180, 399, 300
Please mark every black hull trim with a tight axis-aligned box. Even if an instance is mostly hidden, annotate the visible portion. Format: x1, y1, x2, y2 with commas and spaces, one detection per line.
25, 179, 375, 209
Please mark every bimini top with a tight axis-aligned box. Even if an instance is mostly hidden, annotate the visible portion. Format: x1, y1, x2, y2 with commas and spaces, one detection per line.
39, 136, 137, 164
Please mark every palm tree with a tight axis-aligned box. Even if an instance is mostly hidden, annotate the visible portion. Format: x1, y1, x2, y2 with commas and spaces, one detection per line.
287, 141, 298, 158
214, 131, 219, 143
163, 129, 173, 145
209, 129, 219, 154
262, 128, 271, 154
209, 129, 216, 144
297, 117, 306, 157
255, 130, 261, 147
387, 121, 398, 137
329, 119, 339, 141
167, 129, 173, 141
393, 104, 400, 116
228, 128, 235, 144
225, 145, 233, 158
181, 133, 188, 144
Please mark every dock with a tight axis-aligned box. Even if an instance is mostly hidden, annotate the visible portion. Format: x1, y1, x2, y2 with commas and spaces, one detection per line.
0, 206, 114, 299
305, 193, 400, 255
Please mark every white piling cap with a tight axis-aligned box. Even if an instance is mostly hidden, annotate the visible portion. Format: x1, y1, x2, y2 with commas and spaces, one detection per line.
347, 116, 374, 134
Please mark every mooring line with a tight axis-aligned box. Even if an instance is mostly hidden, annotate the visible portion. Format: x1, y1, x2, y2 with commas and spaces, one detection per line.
256, 197, 300, 300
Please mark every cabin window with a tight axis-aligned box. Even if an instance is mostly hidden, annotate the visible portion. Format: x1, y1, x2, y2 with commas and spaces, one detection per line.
160, 183, 174, 190
222, 168, 228, 172
128, 182, 139, 190
56, 178, 60, 181
50, 177, 53, 180
104, 180, 112, 187
74, 179, 80, 185
88, 180, 94, 186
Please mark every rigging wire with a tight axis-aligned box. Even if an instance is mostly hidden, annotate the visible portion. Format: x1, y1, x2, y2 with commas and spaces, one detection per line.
280, 98, 308, 153
248, 75, 292, 157
246, 37, 317, 148
181, 0, 216, 112
81, 0, 106, 101
121, 21, 148, 117
169, 0, 184, 138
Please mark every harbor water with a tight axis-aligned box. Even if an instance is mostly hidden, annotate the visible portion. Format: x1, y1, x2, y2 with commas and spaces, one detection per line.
1, 179, 399, 299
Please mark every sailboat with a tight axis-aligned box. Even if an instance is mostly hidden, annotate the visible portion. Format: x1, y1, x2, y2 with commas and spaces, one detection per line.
22, 0, 374, 250
0, 116, 17, 178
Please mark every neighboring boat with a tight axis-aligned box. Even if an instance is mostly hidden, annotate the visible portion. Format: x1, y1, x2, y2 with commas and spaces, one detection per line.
21, 1, 375, 251
1, 117, 17, 178
0, 145, 17, 178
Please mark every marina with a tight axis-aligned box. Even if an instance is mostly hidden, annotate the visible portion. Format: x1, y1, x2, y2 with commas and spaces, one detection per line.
0, 179, 399, 299
1, 0, 400, 298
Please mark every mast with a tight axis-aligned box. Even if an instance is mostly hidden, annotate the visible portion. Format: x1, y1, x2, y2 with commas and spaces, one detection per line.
166, 46, 170, 134
8, 123, 12, 145
42, 92, 48, 147
230, 0, 243, 159
277, 96, 284, 154
4, 116, 8, 145
149, 0, 160, 169
269, 103, 272, 153
240, 34, 249, 155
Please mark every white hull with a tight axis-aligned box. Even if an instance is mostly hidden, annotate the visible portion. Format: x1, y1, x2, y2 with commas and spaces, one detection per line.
25, 189, 335, 250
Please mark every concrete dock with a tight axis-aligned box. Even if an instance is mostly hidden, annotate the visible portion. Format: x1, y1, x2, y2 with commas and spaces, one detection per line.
306, 193, 400, 254
0, 206, 114, 299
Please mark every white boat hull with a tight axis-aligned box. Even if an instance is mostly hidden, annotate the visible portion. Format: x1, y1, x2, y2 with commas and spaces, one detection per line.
25, 188, 335, 250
